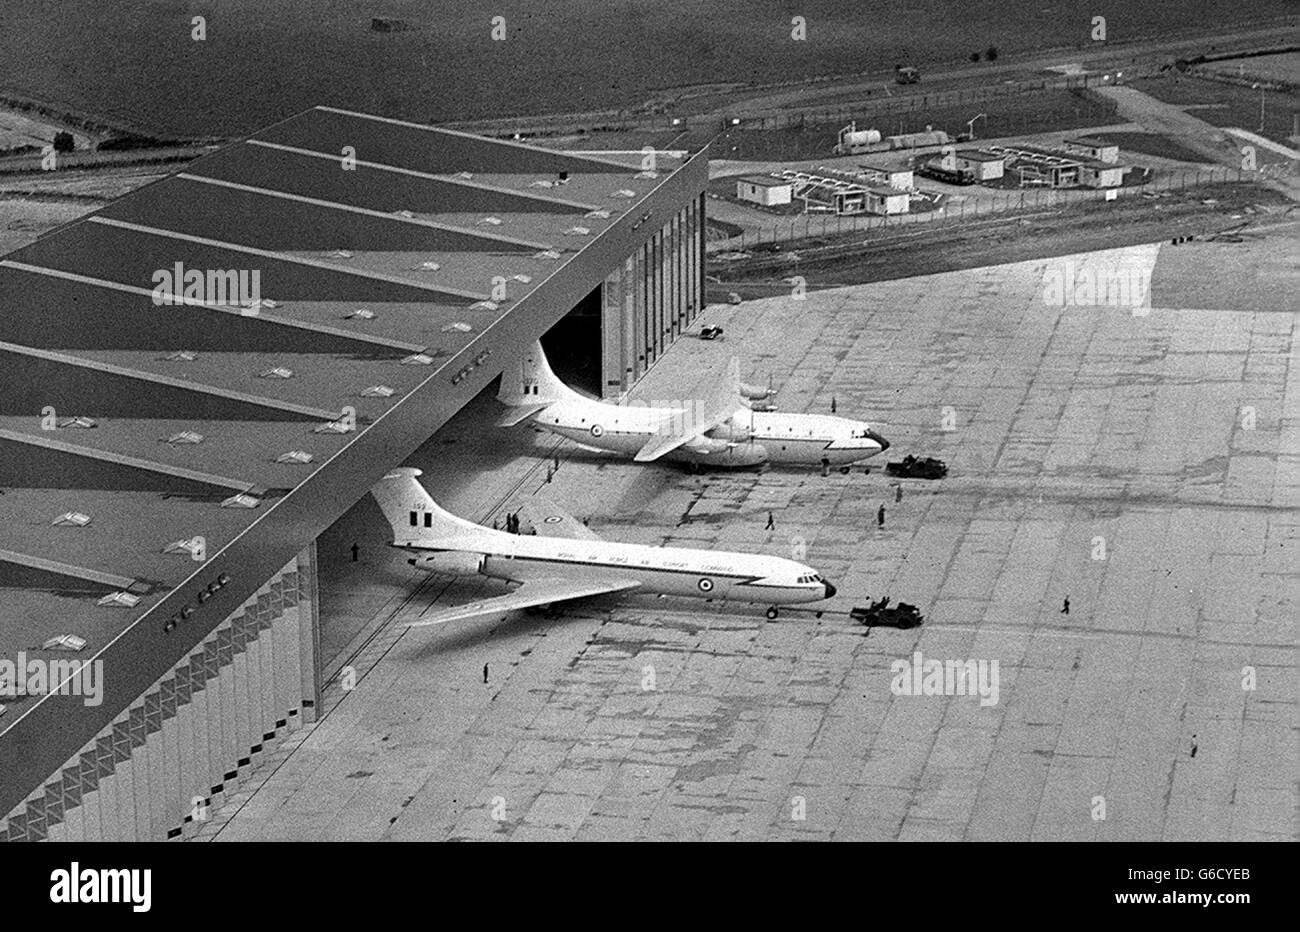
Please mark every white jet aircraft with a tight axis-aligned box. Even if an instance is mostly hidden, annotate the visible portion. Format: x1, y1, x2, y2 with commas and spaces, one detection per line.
496, 341, 889, 468
372, 467, 836, 624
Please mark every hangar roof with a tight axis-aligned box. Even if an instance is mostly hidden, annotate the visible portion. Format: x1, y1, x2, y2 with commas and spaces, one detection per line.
0, 105, 705, 793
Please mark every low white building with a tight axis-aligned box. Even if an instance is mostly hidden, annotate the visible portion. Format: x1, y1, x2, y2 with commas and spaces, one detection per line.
1078, 162, 1126, 188
954, 149, 1007, 181
856, 163, 914, 189
1062, 137, 1120, 164
736, 175, 793, 206
865, 186, 910, 215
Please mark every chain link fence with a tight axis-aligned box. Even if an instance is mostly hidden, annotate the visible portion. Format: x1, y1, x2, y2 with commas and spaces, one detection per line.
711, 166, 1270, 252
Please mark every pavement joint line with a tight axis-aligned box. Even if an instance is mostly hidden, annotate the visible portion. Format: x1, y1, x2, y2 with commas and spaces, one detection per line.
243, 137, 607, 214
87, 215, 493, 302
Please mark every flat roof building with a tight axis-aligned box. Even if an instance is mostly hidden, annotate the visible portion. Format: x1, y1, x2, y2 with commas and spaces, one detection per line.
856, 164, 915, 190
984, 143, 1126, 188
0, 106, 708, 840
1062, 137, 1120, 164
736, 175, 794, 206
864, 186, 911, 215
953, 149, 1007, 181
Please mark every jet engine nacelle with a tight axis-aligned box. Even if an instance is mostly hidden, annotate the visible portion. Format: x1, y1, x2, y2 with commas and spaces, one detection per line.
705, 421, 753, 443
409, 551, 486, 576
696, 442, 768, 468
739, 381, 776, 401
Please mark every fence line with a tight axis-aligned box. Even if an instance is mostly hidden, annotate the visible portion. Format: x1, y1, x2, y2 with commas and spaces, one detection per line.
443, 71, 1142, 140
735, 76, 1121, 132
711, 167, 1253, 252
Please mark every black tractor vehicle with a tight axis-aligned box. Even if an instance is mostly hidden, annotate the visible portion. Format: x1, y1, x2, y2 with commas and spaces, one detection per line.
886, 455, 948, 480
850, 596, 923, 629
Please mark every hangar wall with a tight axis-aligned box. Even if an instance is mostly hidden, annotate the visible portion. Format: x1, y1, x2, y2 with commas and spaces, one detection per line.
1, 549, 320, 841
602, 195, 705, 396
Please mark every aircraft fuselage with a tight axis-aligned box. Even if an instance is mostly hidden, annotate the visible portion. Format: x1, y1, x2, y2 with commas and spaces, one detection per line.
534, 395, 886, 467
395, 531, 834, 606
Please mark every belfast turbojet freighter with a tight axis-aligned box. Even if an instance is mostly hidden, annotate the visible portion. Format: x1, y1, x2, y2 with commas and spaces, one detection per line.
496, 341, 889, 468
372, 468, 835, 623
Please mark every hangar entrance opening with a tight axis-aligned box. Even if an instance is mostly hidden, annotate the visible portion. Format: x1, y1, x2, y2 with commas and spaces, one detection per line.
542, 283, 602, 396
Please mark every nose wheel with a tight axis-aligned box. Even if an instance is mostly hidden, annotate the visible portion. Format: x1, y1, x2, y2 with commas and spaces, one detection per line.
765, 606, 779, 620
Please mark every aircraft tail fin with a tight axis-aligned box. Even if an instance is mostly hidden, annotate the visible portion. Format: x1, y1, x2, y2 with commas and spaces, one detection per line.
496, 340, 575, 409
370, 467, 485, 542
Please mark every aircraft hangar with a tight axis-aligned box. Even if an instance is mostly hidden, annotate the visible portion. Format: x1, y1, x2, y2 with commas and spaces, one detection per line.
0, 106, 708, 841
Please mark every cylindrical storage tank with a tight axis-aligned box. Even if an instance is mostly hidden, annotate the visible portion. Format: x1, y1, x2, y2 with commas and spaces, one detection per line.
841, 128, 882, 148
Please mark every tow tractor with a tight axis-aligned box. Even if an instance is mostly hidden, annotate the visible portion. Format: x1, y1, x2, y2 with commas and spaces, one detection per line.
850, 596, 923, 628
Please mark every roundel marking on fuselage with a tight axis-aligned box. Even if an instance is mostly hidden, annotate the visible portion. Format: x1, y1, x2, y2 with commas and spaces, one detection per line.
543, 515, 562, 524
590, 424, 604, 437
698, 577, 714, 592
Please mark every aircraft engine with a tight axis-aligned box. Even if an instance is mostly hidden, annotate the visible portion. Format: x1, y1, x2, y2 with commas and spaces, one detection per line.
684, 435, 767, 466
409, 551, 486, 575
698, 442, 767, 468
705, 421, 753, 443
738, 381, 775, 400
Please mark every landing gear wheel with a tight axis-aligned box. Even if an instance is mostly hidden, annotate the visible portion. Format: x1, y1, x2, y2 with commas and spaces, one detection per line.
765, 606, 779, 620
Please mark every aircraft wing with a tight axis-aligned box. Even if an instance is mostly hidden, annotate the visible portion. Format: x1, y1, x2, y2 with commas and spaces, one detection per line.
633, 357, 742, 462
407, 577, 640, 627
516, 498, 603, 541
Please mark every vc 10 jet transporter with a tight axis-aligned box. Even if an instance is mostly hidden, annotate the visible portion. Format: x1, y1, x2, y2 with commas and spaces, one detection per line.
372, 468, 835, 622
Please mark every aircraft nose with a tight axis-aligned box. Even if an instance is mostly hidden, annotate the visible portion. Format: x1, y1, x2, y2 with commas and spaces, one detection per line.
822, 581, 837, 599
866, 429, 890, 452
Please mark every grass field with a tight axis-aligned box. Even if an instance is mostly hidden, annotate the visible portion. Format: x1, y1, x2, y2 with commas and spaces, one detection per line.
1130, 75, 1299, 146
0, 1, 1292, 136
1088, 131, 1212, 162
